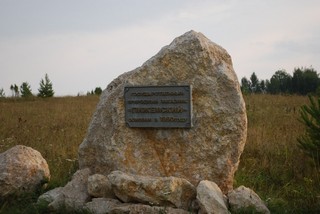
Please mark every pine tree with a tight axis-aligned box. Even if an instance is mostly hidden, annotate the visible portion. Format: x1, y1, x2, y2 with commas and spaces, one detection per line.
241, 77, 251, 94
10, 84, 14, 97
14, 84, 19, 97
38, 74, 54, 98
0, 88, 5, 97
20, 82, 33, 98
297, 95, 320, 166
94, 87, 102, 95
250, 72, 260, 93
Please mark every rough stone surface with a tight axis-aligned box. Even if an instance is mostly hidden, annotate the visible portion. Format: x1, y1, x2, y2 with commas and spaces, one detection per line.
0, 145, 50, 197
108, 170, 196, 210
85, 198, 190, 214
78, 30, 247, 193
110, 203, 191, 214
37, 187, 63, 205
49, 168, 91, 211
84, 198, 121, 214
196, 180, 229, 214
88, 174, 115, 198
228, 186, 270, 214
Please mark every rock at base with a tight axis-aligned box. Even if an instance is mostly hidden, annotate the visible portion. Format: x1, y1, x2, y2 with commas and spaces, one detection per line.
228, 186, 270, 214
196, 180, 229, 214
108, 170, 196, 210
37, 187, 63, 205
84, 198, 121, 214
87, 174, 115, 198
48, 168, 91, 211
0, 145, 50, 197
85, 198, 190, 214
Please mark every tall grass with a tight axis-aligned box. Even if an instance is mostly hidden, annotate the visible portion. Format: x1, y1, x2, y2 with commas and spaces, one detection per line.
0, 96, 99, 187
235, 94, 320, 213
0, 94, 319, 213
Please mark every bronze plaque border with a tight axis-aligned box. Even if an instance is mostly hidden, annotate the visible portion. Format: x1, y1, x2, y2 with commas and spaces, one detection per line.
124, 85, 192, 128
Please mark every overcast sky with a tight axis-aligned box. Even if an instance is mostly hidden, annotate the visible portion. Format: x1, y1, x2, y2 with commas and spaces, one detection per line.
1, 0, 319, 96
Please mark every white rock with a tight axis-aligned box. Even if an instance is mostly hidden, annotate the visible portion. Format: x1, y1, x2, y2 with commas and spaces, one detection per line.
196, 180, 229, 214
0, 145, 50, 197
108, 170, 196, 210
228, 186, 270, 214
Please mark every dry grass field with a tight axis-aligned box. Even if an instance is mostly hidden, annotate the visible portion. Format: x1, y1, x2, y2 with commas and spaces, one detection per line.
0, 96, 99, 188
237, 94, 320, 213
0, 94, 319, 213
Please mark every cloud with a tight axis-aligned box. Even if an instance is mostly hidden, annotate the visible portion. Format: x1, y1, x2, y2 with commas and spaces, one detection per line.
1, 0, 320, 95
0, 24, 177, 95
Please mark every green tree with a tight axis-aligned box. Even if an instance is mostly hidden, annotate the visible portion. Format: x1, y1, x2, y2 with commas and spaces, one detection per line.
292, 68, 304, 94
38, 74, 54, 98
298, 96, 320, 166
10, 84, 14, 97
20, 82, 33, 98
250, 72, 261, 93
241, 77, 251, 94
265, 79, 271, 92
292, 67, 319, 95
303, 67, 319, 95
317, 86, 320, 97
94, 87, 102, 95
260, 80, 266, 93
11, 84, 19, 97
268, 70, 292, 94
0, 88, 5, 97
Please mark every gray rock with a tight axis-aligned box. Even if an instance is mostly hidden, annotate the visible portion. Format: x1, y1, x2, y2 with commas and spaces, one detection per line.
0, 145, 50, 197
108, 170, 196, 210
37, 187, 63, 205
87, 174, 115, 198
49, 168, 91, 211
85, 198, 191, 214
228, 186, 270, 214
84, 198, 121, 214
78, 30, 247, 194
110, 203, 191, 214
196, 180, 229, 214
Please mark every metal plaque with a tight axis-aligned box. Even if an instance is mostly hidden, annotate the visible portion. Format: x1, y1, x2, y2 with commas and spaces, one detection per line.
124, 85, 192, 128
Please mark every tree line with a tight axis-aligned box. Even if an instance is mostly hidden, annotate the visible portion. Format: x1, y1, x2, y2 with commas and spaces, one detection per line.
241, 67, 320, 95
0, 74, 103, 98
0, 74, 55, 98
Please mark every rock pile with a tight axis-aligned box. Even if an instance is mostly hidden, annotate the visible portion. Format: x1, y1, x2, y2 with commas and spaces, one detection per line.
36, 30, 269, 213
0, 145, 50, 198
38, 169, 270, 214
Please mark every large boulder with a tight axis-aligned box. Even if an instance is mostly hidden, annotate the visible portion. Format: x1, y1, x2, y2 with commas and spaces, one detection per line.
0, 145, 50, 197
78, 30, 247, 193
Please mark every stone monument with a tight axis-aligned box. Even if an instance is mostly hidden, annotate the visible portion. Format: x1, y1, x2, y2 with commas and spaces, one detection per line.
78, 30, 247, 194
